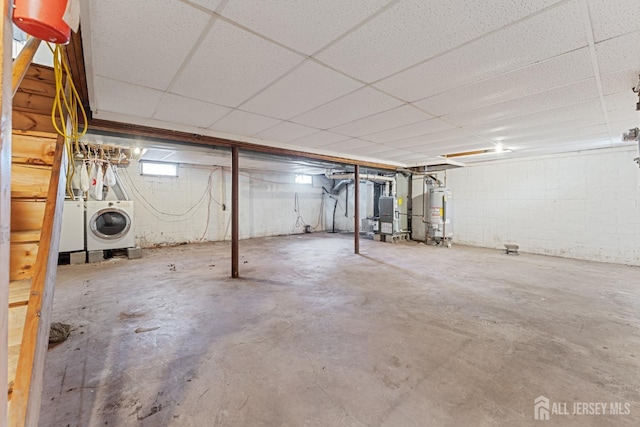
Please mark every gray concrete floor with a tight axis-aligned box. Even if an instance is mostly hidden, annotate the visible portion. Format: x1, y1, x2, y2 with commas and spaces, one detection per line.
40, 234, 640, 426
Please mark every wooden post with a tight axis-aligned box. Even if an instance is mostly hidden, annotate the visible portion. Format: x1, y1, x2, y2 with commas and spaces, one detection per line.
231, 147, 239, 278
1, 0, 12, 423
12, 37, 41, 97
354, 165, 360, 254
9, 136, 67, 426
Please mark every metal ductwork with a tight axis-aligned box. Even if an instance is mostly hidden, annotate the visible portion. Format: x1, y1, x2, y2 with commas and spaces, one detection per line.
325, 172, 396, 195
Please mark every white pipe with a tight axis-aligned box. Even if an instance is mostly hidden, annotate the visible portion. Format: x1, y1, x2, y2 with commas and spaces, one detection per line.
384, 182, 390, 197
326, 172, 395, 183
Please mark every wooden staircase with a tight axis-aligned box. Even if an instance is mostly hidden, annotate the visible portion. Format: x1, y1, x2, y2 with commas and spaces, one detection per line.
7, 63, 67, 425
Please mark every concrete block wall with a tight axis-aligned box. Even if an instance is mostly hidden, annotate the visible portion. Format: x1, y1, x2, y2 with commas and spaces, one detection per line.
446, 146, 640, 265
113, 160, 324, 246
324, 182, 372, 232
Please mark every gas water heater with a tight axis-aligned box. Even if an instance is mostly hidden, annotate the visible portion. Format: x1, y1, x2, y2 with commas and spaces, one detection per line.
428, 187, 453, 246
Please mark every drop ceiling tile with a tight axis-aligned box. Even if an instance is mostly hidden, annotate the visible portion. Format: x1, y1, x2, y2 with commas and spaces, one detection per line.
415, 48, 594, 116
241, 61, 363, 119
90, 0, 211, 90
409, 137, 489, 153
93, 77, 164, 118
154, 93, 231, 128
319, 138, 373, 153
291, 87, 403, 129
366, 148, 415, 160
210, 110, 281, 136
329, 105, 432, 137
466, 100, 605, 135
445, 79, 600, 126
254, 122, 318, 142
600, 69, 640, 96
290, 131, 349, 148
604, 92, 639, 121
375, 0, 586, 101
364, 119, 456, 144
587, 0, 640, 42
472, 116, 608, 144
331, 140, 390, 154
415, 139, 492, 156
384, 128, 481, 149
316, 0, 562, 83
595, 31, 640, 74
187, 0, 223, 12
507, 133, 611, 151
498, 124, 610, 148
170, 19, 304, 107
220, 0, 392, 55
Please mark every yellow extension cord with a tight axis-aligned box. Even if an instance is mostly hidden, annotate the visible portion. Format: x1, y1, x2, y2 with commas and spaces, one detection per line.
47, 42, 88, 199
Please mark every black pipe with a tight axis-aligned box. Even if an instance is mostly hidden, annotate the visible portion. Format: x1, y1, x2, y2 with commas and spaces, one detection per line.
330, 196, 338, 233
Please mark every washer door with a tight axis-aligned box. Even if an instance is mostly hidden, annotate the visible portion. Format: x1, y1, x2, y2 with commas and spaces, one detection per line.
90, 208, 131, 240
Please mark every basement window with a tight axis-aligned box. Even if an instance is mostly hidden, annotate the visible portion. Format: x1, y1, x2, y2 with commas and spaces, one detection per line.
294, 174, 312, 184
140, 161, 178, 177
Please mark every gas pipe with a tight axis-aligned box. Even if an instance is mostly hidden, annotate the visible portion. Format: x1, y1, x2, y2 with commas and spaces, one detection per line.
13, 0, 71, 44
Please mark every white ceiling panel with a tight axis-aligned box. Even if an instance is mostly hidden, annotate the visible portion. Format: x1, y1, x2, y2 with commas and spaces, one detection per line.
496, 124, 610, 148
363, 118, 456, 144
367, 148, 416, 161
587, 0, 640, 42
595, 31, 640, 75
331, 140, 391, 155
445, 79, 600, 127
289, 131, 349, 148
154, 93, 230, 128
170, 19, 304, 107
316, 0, 563, 83
187, 0, 223, 13
384, 128, 483, 149
83, 0, 640, 166
600, 69, 640, 96
220, 0, 392, 55
375, 0, 586, 101
414, 48, 594, 116
254, 122, 318, 142
210, 110, 281, 136
90, 0, 211, 91
240, 61, 363, 119
604, 92, 639, 116
93, 77, 164, 118
291, 87, 403, 129
414, 140, 494, 157
466, 100, 606, 136
319, 137, 376, 153
471, 116, 608, 143
507, 134, 611, 152
329, 105, 432, 138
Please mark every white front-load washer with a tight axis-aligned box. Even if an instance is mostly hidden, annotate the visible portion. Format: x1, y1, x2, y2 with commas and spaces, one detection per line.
85, 200, 135, 251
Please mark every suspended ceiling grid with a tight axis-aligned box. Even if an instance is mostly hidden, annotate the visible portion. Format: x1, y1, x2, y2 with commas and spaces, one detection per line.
81, 0, 640, 166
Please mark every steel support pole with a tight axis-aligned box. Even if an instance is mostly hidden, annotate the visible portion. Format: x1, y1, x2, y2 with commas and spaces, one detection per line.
354, 165, 360, 254
231, 147, 239, 278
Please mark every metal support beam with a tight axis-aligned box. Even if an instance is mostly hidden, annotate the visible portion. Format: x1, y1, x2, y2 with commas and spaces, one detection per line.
354, 165, 360, 254
1, 0, 12, 423
231, 147, 239, 278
